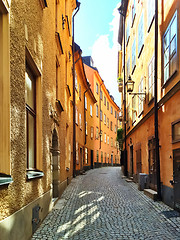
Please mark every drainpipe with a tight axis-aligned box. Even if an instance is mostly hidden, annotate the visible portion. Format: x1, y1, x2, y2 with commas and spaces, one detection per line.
72, 1, 80, 178
154, 0, 161, 200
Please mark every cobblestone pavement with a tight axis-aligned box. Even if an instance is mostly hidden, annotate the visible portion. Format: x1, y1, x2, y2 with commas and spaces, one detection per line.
32, 167, 180, 240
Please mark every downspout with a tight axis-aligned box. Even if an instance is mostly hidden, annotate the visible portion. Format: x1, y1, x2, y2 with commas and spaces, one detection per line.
72, 1, 80, 178
154, 0, 161, 200
123, 12, 127, 177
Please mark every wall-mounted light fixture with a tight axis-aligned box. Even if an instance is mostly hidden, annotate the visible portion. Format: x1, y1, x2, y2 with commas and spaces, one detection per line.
126, 75, 146, 97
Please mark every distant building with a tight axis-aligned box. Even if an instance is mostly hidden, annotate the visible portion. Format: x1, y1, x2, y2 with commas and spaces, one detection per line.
83, 57, 120, 167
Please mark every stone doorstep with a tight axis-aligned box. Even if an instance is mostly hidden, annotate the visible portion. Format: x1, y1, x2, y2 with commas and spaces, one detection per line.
144, 189, 158, 201
125, 179, 133, 182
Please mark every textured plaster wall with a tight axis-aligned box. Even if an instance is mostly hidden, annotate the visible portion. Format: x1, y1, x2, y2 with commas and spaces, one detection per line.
0, 0, 55, 221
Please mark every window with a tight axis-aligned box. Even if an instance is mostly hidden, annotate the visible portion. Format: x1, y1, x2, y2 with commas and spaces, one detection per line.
127, 104, 130, 129
163, 11, 177, 84
104, 96, 106, 105
100, 131, 103, 142
148, 56, 155, 101
76, 142, 79, 164
85, 96, 87, 110
107, 118, 109, 128
79, 113, 82, 129
107, 136, 109, 145
132, 39, 136, 74
90, 104, 92, 116
0, 4, 11, 176
104, 133, 106, 143
147, 0, 155, 31
75, 106, 78, 124
126, 18, 130, 45
75, 71, 78, 91
91, 127, 94, 139
127, 57, 130, 79
132, 95, 136, 123
104, 114, 106, 124
85, 148, 88, 164
111, 138, 113, 147
138, 78, 144, 114
105, 153, 106, 163
110, 121, 113, 131
100, 110, 103, 121
172, 120, 180, 143
111, 106, 113, 114
132, 0, 136, 26
101, 152, 103, 163
107, 101, 109, 110
114, 125, 117, 133
96, 127, 99, 139
138, 13, 144, 57
79, 84, 81, 99
96, 83, 99, 94
115, 111, 116, 118
26, 68, 36, 169
96, 104, 98, 117
100, 89, 103, 100
97, 150, 99, 162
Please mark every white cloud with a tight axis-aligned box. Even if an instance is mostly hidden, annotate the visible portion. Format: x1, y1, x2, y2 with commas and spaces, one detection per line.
91, 4, 121, 107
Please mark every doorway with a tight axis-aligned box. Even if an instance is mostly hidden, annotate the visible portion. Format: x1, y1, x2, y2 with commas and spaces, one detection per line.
80, 147, 83, 171
111, 154, 113, 166
148, 137, 157, 191
173, 148, 180, 211
130, 145, 134, 177
91, 150, 93, 169
51, 129, 60, 199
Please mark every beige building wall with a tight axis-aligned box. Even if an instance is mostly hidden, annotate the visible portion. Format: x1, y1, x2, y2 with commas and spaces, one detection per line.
0, 0, 77, 239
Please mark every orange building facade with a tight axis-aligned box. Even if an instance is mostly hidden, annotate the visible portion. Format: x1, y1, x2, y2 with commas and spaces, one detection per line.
118, 0, 180, 210
83, 57, 120, 167
74, 44, 97, 174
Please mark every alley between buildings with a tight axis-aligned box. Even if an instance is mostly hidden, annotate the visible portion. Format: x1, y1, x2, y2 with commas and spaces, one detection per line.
32, 167, 180, 240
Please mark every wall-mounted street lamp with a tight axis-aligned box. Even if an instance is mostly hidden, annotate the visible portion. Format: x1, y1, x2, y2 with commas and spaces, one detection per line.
126, 75, 146, 97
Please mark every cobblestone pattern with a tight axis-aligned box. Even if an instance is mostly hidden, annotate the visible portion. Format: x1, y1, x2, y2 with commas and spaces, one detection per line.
32, 167, 180, 240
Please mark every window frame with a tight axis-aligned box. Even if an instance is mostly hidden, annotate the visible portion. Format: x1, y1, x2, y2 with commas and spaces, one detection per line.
26, 66, 37, 170
148, 55, 155, 102
132, 38, 136, 74
163, 11, 178, 86
172, 119, 180, 143
138, 12, 144, 58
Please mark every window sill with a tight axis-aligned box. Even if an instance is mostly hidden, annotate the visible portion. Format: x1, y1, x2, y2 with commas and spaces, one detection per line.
0, 173, 13, 186
162, 70, 177, 89
138, 110, 144, 118
138, 44, 144, 59
148, 97, 154, 106
26, 170, 44, 180
172, 139, 180, 144
132, 65, 136, 75
147, 16, 155, 33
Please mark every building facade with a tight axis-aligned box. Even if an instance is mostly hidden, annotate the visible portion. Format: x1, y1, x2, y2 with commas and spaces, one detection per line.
0, 0, 77, 239
74, 44, 97, 174
118, 0, 180, 210
83, 57, 120, 167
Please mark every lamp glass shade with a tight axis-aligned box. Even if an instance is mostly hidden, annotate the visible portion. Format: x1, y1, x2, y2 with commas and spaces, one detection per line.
126, 76, 134, 93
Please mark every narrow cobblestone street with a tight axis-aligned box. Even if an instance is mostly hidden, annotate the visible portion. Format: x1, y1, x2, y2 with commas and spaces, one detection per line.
32, 167, 180, 240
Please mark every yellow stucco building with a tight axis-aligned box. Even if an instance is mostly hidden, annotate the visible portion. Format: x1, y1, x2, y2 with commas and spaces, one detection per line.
118, 0, 180, 210
0, 0, 78, 239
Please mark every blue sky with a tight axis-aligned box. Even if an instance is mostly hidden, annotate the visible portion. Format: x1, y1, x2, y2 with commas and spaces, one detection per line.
75, 0, 122, 107
75, 0, 121, 56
